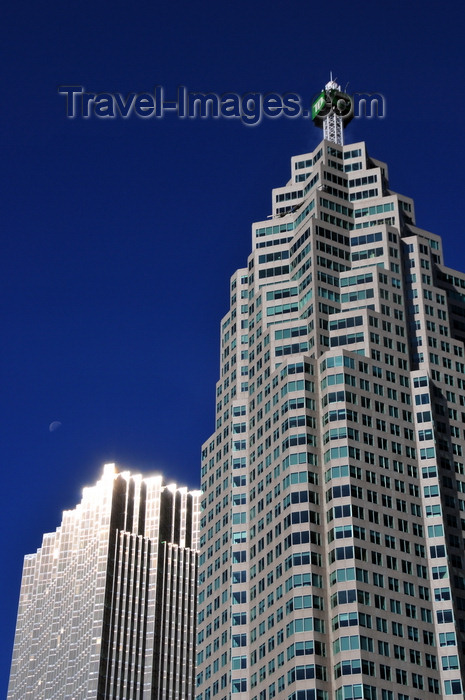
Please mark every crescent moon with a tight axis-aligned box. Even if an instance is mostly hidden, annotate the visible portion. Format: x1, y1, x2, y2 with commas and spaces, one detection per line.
49, 421, 62, 432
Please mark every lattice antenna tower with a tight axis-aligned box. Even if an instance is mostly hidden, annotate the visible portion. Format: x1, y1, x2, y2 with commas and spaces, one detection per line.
323, 76, 343, 145
312, 74, 353, 145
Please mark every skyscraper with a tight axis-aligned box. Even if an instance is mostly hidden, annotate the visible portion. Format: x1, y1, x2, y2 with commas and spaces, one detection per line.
8, 463, 201, 700
196, 82, 465, 699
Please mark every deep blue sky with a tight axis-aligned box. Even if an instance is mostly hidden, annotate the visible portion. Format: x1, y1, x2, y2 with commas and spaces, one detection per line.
2, 0, 465, 692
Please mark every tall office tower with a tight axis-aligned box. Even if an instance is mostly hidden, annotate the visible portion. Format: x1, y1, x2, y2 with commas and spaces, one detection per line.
196, 86, 465, 699
8, 463, 201, 700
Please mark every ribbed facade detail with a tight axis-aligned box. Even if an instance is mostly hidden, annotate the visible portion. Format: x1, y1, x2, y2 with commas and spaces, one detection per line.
8, 464, 200, 700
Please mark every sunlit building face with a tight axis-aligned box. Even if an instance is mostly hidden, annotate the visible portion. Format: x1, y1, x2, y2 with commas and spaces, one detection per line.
8, 463, 201, 700
196, 132, 465, 699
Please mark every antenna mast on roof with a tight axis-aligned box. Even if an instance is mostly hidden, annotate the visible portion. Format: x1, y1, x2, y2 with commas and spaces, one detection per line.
311, 74, 353, 145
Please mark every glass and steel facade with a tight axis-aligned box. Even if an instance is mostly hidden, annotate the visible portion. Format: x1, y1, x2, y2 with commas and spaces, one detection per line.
196, 138, 465, 699
8, 463, 201, 700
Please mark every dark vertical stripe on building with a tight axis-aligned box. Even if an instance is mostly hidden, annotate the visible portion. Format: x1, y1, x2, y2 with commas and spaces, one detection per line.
185, 493, 193, 548
138, 481, 147, 536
